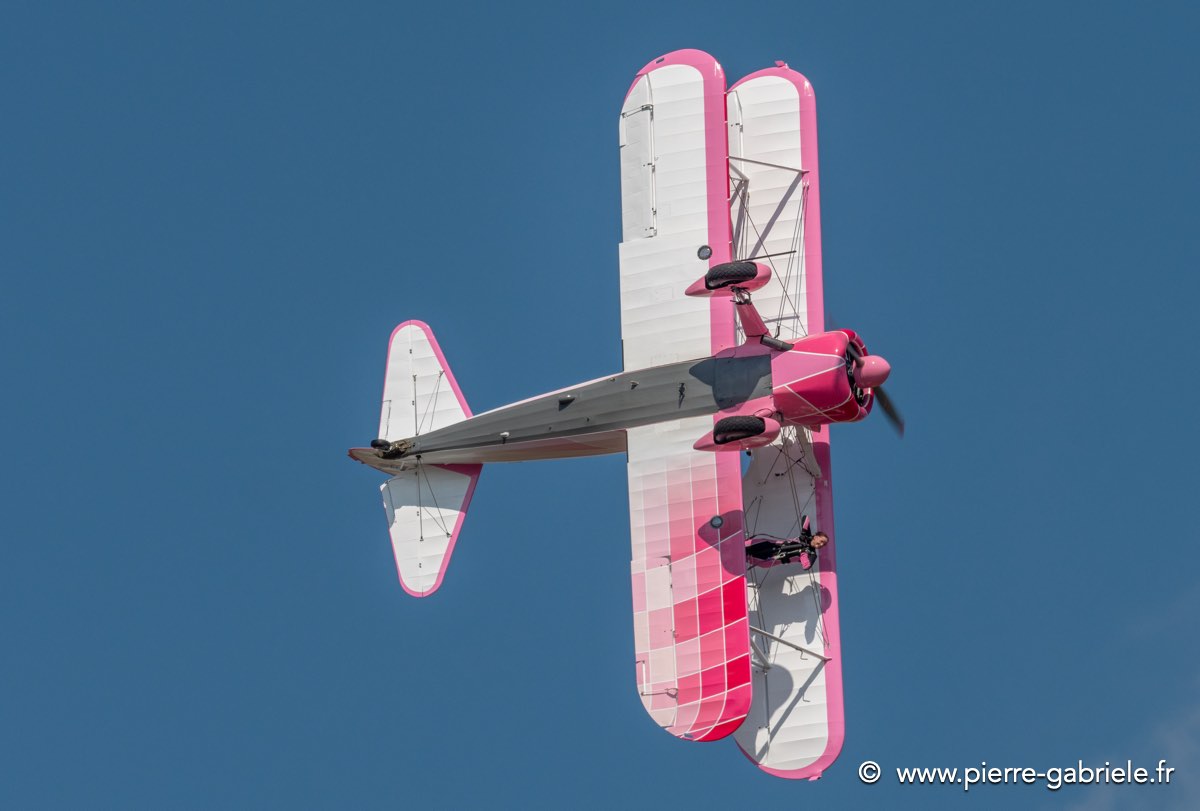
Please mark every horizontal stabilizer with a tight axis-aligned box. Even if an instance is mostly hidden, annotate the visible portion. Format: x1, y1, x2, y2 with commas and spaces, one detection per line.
379, 321, 471, 442
381, 463, 481, 597
374, 320, 479, 596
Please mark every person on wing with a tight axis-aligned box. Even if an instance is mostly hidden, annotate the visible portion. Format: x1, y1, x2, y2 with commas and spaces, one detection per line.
745, 530, 829, 570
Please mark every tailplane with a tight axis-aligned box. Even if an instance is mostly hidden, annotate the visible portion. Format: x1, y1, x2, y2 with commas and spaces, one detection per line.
377, 320, 472, 441
356, 321, 481, 597
381, 461, 480, 597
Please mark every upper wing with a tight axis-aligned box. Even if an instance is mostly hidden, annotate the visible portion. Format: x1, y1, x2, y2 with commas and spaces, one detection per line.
726, 66, 844, 779
619, 49, 737, 369
619, 50, 752, 741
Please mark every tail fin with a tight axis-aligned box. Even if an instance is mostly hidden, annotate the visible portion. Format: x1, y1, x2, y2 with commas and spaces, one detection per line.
375, 321, 481, 597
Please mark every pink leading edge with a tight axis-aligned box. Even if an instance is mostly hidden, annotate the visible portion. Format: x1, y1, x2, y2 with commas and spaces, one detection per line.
728, 64, 846, 779
626, 49, 753, 742
382, 320, 482, 598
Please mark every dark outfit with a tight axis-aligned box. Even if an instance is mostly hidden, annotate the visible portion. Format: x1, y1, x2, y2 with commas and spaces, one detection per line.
745, 535, 819, 570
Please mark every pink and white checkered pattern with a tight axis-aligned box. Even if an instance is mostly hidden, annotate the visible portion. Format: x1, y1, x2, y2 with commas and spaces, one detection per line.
627, 420, 752, 741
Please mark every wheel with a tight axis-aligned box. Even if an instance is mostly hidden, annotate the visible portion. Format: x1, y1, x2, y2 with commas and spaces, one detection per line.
370, 438, 391, 449
704, 261, 758, 290
712, 415, 766, 444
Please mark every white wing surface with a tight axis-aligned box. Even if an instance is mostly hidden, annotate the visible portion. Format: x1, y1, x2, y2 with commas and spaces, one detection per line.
619, 50, 752, 742
726, 69, 824, 342
734, 428, 842, 777
619, 49, 736, 370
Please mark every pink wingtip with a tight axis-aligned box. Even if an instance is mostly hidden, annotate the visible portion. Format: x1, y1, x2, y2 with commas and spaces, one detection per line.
384, 320, 473, 419
624, 49, 725, 104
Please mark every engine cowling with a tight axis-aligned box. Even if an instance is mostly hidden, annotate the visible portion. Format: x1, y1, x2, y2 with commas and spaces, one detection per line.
769, 330, 872, 426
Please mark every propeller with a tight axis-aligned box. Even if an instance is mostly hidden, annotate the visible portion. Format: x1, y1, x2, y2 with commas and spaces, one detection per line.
844, 337, 905, 437
871, 386, 905, 437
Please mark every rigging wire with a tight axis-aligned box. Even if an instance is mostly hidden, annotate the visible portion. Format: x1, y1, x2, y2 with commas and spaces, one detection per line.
416, 459, 453, 537
416, 371, 446, 436
734, 174, 809, 340
780, 431, 829, 647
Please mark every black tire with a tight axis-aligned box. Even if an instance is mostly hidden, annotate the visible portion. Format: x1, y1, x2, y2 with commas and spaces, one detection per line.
712, 415, 766, 445
370, 438, 391, 450
704, 261, 758, 290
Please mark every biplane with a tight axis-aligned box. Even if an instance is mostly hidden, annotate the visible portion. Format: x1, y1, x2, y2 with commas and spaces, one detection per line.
348, 49, 899, 779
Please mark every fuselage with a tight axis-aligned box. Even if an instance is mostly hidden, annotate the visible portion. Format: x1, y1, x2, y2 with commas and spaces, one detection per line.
350, 330, 875, 475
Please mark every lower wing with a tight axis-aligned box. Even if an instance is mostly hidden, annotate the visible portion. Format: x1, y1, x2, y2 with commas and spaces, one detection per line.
733, 425, 844, 778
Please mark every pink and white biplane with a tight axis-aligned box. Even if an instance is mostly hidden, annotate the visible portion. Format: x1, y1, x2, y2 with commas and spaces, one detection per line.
349, 49, 900, 779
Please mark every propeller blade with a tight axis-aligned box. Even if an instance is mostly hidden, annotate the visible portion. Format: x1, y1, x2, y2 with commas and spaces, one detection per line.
872, 386, 905, 437
829, 314, 903, 436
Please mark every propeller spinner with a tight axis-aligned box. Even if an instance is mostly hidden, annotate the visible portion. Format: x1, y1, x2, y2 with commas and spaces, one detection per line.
845, 341, 904, 437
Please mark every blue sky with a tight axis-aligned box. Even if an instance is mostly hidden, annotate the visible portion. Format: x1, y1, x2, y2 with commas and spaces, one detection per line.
3, 2, 1198, 808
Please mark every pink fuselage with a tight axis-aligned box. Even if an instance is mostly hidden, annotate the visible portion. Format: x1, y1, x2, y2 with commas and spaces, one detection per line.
768, 329, 872, 427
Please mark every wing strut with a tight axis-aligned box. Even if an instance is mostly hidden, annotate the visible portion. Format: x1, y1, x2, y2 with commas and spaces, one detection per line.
733, 288, 793, 352
751, 624, 831, 663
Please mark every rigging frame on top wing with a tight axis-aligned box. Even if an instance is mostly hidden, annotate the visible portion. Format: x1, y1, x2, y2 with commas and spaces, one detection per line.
727, 91, 814, 346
